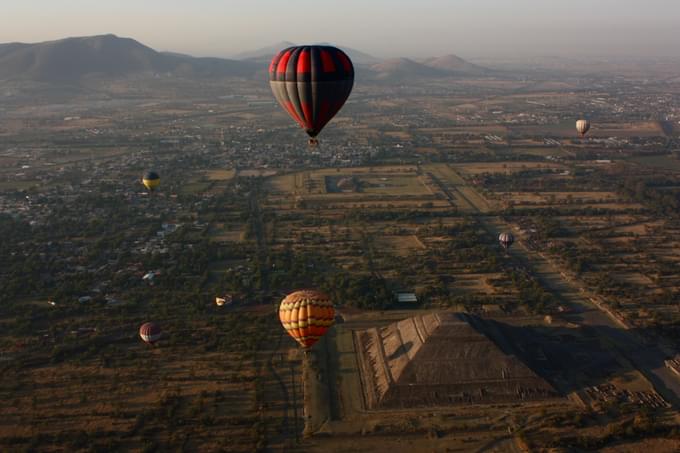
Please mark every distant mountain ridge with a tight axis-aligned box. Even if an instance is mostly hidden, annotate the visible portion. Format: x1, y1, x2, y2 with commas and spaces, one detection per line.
235, 42, 492, 79
0, 34, 260, 82
0, 35, 495, 84
420, 54, 492, 75
234, 41, 296, 61
369, 55, 493, 80
370, 58, 450, 79
234, 41, 382, 65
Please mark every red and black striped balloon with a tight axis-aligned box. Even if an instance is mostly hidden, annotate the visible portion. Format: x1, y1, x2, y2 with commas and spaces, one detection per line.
270, 45, 354, 139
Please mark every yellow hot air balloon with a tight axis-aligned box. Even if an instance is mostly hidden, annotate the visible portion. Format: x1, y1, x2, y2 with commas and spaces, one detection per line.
142, 171, 160, 191
576, 119, 591, 137
279, 290, 335, 349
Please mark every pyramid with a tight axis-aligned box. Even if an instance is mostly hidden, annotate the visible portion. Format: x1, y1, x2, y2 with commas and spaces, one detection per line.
355, 313, 557, 410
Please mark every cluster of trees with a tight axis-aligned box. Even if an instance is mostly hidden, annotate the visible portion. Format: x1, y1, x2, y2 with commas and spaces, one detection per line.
436, 220, 499, 272
323, 273, 393, 310
343, 208, 458, 222
433, 150, 547, 164
0, 180, 186, 304
508, 270, 553, 314
549, 240, 591, 275
480, 169, 574, 192
618, 177, 680, 215
533, 215, 565, 239
550, 408, 679, 450
507, 206, 646, 217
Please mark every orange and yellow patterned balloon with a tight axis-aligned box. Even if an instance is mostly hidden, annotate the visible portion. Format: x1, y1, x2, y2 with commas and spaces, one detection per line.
279, 290, 335, 349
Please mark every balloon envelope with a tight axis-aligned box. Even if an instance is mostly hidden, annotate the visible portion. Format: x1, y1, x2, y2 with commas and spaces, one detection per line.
499, 232, 515, 250
139, 322, 161, 344
279, 290, 335, 349
270, 45, 354, 139
142, 171, 160, 191
576, 119, 591, 137
215, 295, 232, 306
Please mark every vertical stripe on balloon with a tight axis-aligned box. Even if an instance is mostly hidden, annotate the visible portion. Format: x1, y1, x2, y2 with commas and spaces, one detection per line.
297, 50, 311, 73
277, 50, 293, 74
320, 50, 336, 73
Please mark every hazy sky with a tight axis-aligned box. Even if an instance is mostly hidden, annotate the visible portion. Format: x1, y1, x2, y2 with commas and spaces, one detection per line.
2, 0, 679, 59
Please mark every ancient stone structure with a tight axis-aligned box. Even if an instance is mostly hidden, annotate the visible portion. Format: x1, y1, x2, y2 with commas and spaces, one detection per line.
355, 312, 557, 410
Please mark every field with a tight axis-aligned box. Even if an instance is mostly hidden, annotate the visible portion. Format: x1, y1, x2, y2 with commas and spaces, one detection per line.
510, 121, 664, 138
0, 305, 304, 452
205, 169, 236, 181
374, 235, 425, 256
267, 166, 448, 214
632, 155, 680, 172
209, 223, 244, 243
3, 70, 680, 452
453, 161, 565, 175
248, 157, 680, 448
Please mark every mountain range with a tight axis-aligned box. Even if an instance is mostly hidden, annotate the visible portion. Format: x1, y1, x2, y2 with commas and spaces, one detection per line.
0, 34, 259, 82
0, 34, 493, 83
234, 41, 382, 65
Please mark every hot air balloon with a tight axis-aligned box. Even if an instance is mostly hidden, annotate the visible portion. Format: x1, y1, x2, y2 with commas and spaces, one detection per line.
576, 119, 591, 137
269, 45, 354, 146
279, 290, 335, 349
139, 322, 161, 345
215, 294, 232, 307
499, 232, 515, 251
142, 171, 160, 191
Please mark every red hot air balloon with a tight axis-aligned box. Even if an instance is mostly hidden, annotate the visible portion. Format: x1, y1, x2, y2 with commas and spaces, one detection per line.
270, 45, 354, 146
139, 322, 161, 345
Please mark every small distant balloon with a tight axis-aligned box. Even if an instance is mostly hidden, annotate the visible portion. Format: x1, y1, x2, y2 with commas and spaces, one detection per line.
142, 171, 160, 191
499, 232, 515, 251
215, 294, 232, 307
576, 119, 591, 137
139, 322, 161, 344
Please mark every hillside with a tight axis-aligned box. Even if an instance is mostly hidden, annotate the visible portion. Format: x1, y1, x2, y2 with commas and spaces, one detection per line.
368, 54, 493, 80
369, 57, 450, 80
234, 41, 296, 61
0, 34, 260, 82
421, 54, 492, 76
0, 35, 493, 84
